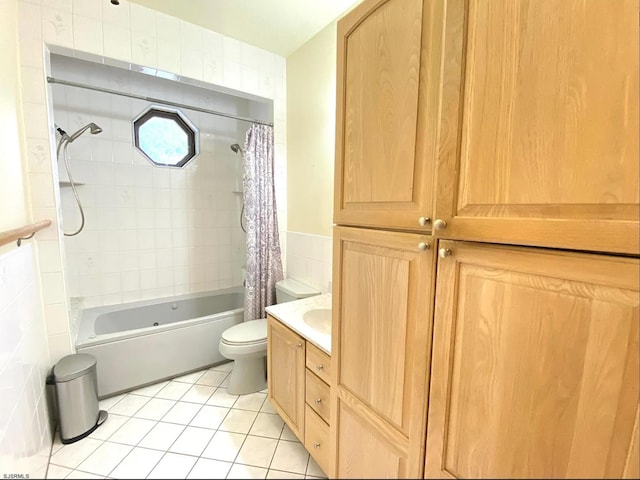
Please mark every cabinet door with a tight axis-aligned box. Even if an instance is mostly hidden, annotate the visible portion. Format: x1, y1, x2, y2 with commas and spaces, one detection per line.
267, 316, 306, 440
433, 0, 639, 254
330, 226, 436, 478
333, 0, 443, 231
425, 241, 640, 478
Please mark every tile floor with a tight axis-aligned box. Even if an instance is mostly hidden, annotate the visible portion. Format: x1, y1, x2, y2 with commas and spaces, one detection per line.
46, 362, 326, 479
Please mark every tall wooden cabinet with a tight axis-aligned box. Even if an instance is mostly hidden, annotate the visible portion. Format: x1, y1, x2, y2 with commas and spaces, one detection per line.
331, 0, 640, 478
425, 241, 639, 478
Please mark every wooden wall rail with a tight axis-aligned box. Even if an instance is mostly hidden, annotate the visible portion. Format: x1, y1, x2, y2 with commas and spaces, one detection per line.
0, 220, 52, 248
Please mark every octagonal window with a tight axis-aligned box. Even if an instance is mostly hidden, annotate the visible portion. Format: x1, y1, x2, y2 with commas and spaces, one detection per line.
133, 105, 199, 168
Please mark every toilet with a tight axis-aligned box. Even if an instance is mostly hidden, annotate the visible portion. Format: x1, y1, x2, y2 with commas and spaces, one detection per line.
219, 278, 320, 395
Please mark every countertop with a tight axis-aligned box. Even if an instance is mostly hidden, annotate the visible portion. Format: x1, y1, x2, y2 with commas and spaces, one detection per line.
265, 293, 332, 355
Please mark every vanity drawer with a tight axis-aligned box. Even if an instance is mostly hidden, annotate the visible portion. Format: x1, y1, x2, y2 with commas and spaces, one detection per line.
305, 342, 331, 385
304, 404, 330, 475
305, 368, 330, 423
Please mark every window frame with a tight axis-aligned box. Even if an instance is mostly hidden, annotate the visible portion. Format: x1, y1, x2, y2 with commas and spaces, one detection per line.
132, 104, 199, 168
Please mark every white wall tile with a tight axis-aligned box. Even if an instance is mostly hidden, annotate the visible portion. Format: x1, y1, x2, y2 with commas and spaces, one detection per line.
73, 15, 103, 56
103, 23, 131, 62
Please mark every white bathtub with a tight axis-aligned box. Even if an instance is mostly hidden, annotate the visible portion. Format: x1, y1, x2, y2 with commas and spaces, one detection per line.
76, 287, 243, 397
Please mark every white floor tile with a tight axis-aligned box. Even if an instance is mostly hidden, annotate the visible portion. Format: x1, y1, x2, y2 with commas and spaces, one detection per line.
88, 413, 128, 441
187, 458, 232, 479
109, 395, 150, 417
108, 417, 156, 446
76, 441, 132, 476
207, 387, 239, 408
196, 370, 228, 387
260, 398, 277, 414
147, 452, 197, 479
270, 440, 310, 475
155, 381, 192, 400
51, 433, 64, 455
305, 475, 326, 479
220, 375, 231, 387
280, 424, 299, 442
306, 455, 326, 477
227, 463, 268, 479
162, 401, 202, 425
139, 422, 185, 451
189, 405, 229, 430
235, 435, 278, 468
201, 430, 246, 462
134, 397, 176, 420
169, 426, 215, 456
131, 380, 169, 397
219, 409, 258, 434
173, 370, 205, 384
50, 437, 103, 469
267, 470, 305, 479
109, 446, 164, 479
98, 393, 126, 411
65, 471, 106, 479
46, 464, 72, 478
181, 384, 215, 404
234, 392, 267, 412
249, 412, 284, 439
210, 361, 233, 372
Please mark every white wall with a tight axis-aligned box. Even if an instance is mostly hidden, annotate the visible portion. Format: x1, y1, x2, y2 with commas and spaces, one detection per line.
0, 0, 52, 475
285, 22, 337, 292
15, 0, 287, 365
51, 54, 261, 324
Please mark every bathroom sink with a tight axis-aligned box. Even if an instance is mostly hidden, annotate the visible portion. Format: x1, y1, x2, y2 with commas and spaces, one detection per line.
303, 308, 331, 335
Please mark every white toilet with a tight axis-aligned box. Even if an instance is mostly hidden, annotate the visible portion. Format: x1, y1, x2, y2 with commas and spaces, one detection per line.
219, 278, 320, 395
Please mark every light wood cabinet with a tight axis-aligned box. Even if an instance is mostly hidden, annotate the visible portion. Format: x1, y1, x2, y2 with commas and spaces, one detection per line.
433, 0, 639, 254
267, 315, 333, 475
425, 241, 640, 478
330, 226, 436, 478
333, 0, 444, 232
267, 315, 306, 439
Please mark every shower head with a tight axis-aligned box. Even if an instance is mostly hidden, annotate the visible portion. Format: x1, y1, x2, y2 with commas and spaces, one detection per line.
66, 122, 103, 143
230, 144, 242, 154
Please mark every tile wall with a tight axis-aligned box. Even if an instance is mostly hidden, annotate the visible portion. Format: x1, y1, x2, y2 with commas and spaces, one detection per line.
0, 244, 52, 478
50, 54, 259, 326
286, 232, 332, 294
15, 0, 287, 365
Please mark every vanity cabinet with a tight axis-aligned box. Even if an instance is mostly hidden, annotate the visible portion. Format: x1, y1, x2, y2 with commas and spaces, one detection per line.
330, 226, 436, 478
267, 315, 333, 475
267, 315, 306, 439
425, 241, 640, 479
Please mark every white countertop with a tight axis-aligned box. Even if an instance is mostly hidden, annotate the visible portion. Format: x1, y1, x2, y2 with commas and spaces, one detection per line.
265, 293, 332, 355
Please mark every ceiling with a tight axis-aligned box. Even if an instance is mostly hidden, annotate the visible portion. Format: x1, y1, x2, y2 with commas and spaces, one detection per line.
129, 0, 363, 57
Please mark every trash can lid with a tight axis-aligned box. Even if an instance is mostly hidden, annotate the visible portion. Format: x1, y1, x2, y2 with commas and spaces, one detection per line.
54, 353, 97, 382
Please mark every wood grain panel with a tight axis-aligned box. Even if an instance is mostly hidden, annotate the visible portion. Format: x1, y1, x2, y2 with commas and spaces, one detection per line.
434, 0, 640, 254
267, 316, 306, 441
334, 0, 445, 230
425, 241, 640, 478
335, 399, 406, 479
304, 405, 330, 476
331, 226, 436, 477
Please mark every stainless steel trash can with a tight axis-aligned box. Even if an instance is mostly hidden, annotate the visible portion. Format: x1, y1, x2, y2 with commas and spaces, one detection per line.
53, 353, 107, 444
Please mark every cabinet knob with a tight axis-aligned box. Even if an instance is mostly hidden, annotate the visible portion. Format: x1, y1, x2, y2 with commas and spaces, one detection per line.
313, 443, 321, 449
438, 248, 452, 259
315, 398, 322, 404
433, 219, 448, 230
316, 364, 324, 370
296, 343, 303, 349
418, 216, 431, 226
418, 242, 429, 251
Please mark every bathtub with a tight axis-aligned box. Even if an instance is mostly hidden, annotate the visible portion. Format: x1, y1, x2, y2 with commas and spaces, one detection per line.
76, 287, 244, 397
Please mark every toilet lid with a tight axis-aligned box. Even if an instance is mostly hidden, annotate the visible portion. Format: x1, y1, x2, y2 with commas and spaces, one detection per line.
222, 318, 267, 345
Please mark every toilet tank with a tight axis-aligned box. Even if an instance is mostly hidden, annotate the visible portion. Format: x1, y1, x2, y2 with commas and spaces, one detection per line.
275, 278, 320, 304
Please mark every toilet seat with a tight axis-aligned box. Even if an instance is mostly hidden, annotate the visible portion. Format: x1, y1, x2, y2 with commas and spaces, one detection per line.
220, 318, 267, 346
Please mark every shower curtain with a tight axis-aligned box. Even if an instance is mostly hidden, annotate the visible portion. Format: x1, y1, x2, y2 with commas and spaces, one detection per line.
242, 123, 284, 321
